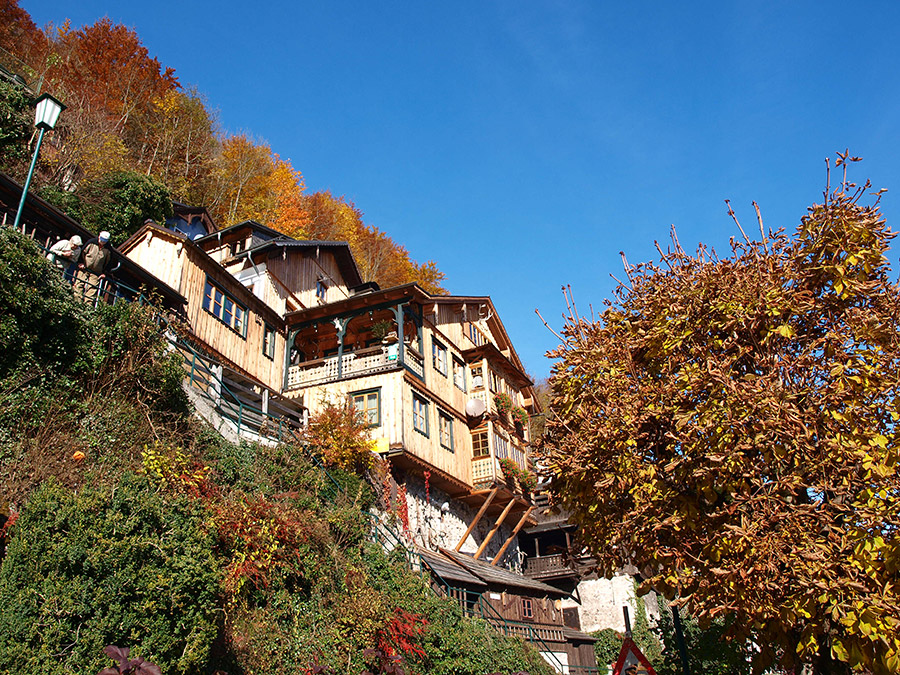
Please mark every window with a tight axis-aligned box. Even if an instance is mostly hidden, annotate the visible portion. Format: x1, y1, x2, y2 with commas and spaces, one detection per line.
470, 365, 484, 389
413, 394, 429, 436
439, 411, 454, 451
472, 428, 489, 458
203, 278, 247, 336
352, 389, 381, 427
453, 358, 466, 391
522, 598, 533, 619
230, 238, 245, 256
432, 338, 447, 376
316, 279, 327, 302
489, 370, 502, 393
263, 324, 276, 359
467, 322, 487, 347
493, 432, 509, 459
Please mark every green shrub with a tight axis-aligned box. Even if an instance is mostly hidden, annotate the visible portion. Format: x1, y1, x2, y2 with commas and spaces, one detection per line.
0, 227, 92, 380
0, 476, 221, 675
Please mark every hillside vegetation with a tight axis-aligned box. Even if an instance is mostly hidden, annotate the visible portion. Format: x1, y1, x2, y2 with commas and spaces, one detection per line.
0, 0, 446, 293
0, 228, 548, 674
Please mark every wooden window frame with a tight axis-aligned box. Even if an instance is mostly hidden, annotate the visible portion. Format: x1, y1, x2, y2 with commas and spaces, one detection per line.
472, 428, 489, 458
432, 338, 448, 376
453, 357, 467, 392
470, 364, 484, 390
263, 323, 276, 360
522, 598, 533, 619
352, 388, 381, 427
413, 393, 429, 437
202, 277, 247, 338
439, 410, 454, 452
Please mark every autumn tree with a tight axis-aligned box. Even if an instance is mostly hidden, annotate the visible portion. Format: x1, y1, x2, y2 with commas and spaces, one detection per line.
301, 190, 447, 293
543, 161, 900, 674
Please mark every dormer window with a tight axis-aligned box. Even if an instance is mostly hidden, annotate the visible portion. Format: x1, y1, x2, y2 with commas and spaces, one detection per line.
230, 238, 245, 256
316, 276, 328, 302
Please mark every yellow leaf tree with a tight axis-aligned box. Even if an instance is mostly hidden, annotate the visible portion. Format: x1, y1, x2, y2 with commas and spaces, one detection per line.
544, 159, 900, 674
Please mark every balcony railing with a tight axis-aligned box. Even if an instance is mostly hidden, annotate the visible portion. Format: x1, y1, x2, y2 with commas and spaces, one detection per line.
523, 553, 578, 580
472, 455, 498, 486
286, 343, 425, 389
288, 348, 398, 388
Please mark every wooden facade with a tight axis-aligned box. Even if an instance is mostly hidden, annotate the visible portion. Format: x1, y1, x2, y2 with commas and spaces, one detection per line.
281, 285, 541, 512
121, 224, 287, 394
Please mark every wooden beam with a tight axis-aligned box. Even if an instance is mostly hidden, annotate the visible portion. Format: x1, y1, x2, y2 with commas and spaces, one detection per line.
455, 487, 498, 551
474, 498, 515, 560
491, 506, 534, 566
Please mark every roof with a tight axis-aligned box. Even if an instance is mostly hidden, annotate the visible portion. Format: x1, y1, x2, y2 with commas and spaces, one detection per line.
439, 548, 569, 597
239, 239, 363, 288
285, 282, 428, 325
195, 219, 288, 243
418, 547, 486, 587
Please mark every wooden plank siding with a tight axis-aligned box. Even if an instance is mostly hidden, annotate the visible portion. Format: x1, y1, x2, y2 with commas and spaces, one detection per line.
121, 225, 286, 393
263, 249, 352, 313
290, 371, 406, 448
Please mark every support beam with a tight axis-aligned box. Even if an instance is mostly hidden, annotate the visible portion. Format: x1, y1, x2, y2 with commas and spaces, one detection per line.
455, 488, 498, 551
474, 498, 515, 560
491, 506, 534, 566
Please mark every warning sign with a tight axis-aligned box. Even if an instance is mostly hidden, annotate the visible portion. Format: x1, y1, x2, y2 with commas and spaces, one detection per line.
611, 637, 657, 675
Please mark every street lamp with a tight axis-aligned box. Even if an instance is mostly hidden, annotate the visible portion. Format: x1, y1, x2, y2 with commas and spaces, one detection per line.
12, 92, 66, 231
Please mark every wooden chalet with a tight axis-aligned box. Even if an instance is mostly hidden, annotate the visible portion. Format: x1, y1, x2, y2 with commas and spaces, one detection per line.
281, 284, 542, 540
119, 221, 302, 426
419, 547, 598, 673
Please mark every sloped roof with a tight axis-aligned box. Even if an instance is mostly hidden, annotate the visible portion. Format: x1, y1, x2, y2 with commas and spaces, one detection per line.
439, 548, 569, 598
417, 547, 486, 587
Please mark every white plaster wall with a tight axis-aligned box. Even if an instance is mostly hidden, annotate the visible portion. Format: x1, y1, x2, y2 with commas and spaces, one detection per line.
562, 574, 639, 634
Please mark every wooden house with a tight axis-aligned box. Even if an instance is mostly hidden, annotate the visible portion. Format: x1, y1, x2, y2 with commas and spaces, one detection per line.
281, 284, 542, 552
419, 547, 598, 673
119, 221, 302, 426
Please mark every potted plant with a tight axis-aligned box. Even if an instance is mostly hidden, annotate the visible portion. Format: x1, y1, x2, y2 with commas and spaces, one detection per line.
494, 392, 513, 420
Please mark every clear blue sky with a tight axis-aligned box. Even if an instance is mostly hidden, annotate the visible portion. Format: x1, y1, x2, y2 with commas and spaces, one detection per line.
23, 1, 900, 379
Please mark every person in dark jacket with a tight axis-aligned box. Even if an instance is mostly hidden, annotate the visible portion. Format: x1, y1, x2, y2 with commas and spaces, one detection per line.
75, 230, 112, 302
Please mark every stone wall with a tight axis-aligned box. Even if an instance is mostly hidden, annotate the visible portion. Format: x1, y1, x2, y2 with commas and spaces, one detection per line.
398, 474, 521, 567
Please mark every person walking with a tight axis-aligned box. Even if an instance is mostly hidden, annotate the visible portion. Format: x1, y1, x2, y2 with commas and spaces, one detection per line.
75, 231, 112, 303
46, 234, 83, 282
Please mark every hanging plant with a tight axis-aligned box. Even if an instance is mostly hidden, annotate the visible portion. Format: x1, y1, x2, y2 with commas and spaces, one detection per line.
494, 392, 513, 415
512, 406, 529, 428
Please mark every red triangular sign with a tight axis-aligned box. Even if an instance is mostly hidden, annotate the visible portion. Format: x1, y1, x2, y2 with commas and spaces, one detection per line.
611, 636, 657, 675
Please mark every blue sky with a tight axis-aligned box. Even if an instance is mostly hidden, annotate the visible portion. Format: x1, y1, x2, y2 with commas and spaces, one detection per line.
23, 1, 900, 379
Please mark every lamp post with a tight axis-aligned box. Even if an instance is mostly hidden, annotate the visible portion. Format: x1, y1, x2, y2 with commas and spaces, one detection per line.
12, 92, 66, 231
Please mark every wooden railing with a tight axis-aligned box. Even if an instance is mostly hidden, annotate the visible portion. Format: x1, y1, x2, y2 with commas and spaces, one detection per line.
287, 348, 400, 388
472, 455, 498, 486
523, 553, 576, 579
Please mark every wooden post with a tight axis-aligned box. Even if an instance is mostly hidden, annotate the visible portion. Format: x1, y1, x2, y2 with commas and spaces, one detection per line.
455, 488, 498, 551
474, 498, 515, 560
491, 506, 534, 566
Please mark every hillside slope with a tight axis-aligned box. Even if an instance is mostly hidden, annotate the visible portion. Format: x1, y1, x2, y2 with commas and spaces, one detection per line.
0, 228, 548, 675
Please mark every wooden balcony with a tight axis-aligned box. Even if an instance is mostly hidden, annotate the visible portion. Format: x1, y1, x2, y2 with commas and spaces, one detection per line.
523, 553, 579, 581
286, 344, 424, 389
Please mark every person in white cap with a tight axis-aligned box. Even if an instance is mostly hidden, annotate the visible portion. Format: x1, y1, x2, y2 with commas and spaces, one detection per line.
75, 231, 112, 303
46, 234, 83, 281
